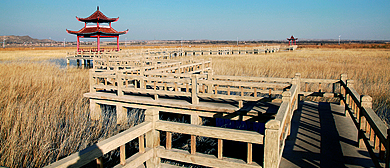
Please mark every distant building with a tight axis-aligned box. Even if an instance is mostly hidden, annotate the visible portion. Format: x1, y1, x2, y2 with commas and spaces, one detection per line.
287, 36, 298, 45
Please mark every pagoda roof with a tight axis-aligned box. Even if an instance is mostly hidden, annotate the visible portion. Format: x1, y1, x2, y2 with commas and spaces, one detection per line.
76, 6, 119, 23
66, 26, 128, 36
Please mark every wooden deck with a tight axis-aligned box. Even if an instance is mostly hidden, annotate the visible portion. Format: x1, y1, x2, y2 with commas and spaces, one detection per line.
129, 101, 379, 168
280, 101, 377, 168
46, 49, 389, 168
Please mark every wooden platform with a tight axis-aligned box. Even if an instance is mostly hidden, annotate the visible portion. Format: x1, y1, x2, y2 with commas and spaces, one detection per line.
280, 101, 377, 167
84, 92, 280, 121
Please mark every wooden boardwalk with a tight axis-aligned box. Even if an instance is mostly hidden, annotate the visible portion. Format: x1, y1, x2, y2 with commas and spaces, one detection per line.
46, 50, 389, 168
281, 101, 376, 167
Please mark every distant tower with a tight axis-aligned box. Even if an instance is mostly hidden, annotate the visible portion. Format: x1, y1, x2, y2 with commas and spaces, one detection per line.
287, 35, 298, 45
66, 6, 128, 51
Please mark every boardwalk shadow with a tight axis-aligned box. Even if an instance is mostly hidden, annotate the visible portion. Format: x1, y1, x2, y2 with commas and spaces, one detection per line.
281, 101, 345, 167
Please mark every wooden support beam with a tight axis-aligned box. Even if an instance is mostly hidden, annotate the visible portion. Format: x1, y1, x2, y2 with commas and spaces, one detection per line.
139, 135, 145, 153
191, 135, 196, 154
145, 108, 161, 167
269, 88, 272, 98
239, 100, 243, 108
191, 114, 202, 125
96, 157, 103, 168
385, 129, 389, 168
166, 132, 172, 150
90, 99, 101, 121
116, 104, 127, 125
218, 139, 223, 159
120, 145, 126, 165
191, 75, 199, 105
247, 143, 252, 164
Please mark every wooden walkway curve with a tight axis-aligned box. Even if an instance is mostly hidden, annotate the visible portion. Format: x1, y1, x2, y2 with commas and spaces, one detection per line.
46, 50, 389, 168
281, 101, 376, 167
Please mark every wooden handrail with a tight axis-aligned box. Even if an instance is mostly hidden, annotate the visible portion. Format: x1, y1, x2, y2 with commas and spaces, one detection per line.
340, 78, 389, 168
264, 74, 300, 168
44, 122, 153, 168
156, 120, 264, 144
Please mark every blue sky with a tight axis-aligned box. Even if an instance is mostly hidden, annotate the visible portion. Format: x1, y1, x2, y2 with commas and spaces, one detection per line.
1, 0, 389, 41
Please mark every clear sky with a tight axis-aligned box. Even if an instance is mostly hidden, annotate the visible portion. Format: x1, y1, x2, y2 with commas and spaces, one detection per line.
1, 0, 389, 41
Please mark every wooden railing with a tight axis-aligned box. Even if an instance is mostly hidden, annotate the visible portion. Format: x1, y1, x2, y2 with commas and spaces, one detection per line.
67, 46, 281, 60
47, 71, 390, 168
46, 80, 300, 168
44, 121, 153, 168
263, 73, 301, 168
340, 74, 389, 168
89, 70, 291, 107
44, 108, 266, 168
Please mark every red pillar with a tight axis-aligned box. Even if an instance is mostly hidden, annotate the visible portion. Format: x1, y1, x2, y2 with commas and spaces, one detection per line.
117, 36, 119, 51
97, 35, 100, 51
77, 36, 80, 51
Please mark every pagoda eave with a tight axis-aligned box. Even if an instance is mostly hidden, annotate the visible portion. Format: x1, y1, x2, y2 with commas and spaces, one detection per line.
76, 16, 119, 23
66, 29, 128, 36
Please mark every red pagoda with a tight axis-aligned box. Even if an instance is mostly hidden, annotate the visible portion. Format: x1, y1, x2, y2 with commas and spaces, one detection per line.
287, 35, 298, 45
66, 6, 128, 52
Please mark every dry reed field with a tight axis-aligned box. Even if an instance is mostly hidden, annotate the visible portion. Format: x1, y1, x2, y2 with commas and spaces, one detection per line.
0, 45, 389, 167
0, 62, 139, 167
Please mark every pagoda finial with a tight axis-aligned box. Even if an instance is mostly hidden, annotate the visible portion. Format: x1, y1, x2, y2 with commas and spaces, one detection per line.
97, 6, 99, 11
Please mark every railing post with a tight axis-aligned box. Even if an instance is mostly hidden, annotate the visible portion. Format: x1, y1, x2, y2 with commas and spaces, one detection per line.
294, 73, 301, 104
359, 95, 372, 148
116, 70, 124, 96
116, 104, 127, 125
208, 58, 213, 74
207, 73, 213, 94
264, 120, 281, 168
89, 69, 96, 93
386, 129, 389, 168
340, 74, 347, 106
294, 73, 301, 91
90, 99, 101, 120
191, 74, 199, 105
345, 80, 354, 117
145, 108, 160, 168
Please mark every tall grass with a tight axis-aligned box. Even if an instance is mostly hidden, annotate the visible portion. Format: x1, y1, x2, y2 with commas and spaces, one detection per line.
0, 62, 131, 167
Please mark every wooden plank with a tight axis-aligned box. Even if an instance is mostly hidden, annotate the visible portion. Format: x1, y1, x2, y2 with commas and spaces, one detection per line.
157, 147, 261, 168
156, 120, 264, 144
199, 80, 290, 88
198, 93, 265, 102
122, 88, 191, 97
300, 78, 338, 83
212, 75, 291, 83
86, 93, 241, 113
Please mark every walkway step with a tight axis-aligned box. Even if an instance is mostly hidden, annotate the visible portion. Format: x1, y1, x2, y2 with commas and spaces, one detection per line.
280, 101, 376, 167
